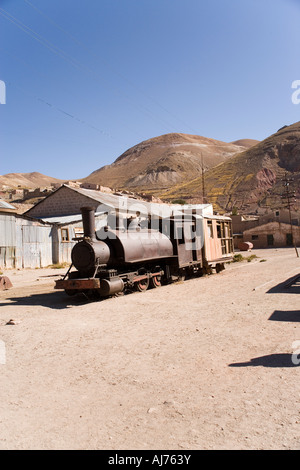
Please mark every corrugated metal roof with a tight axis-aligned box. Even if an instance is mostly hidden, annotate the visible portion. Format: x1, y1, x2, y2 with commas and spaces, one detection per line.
41, 212, 106, 225
65, 185, 213, 218
203, 214, 232, 220
0, 199, 16, 210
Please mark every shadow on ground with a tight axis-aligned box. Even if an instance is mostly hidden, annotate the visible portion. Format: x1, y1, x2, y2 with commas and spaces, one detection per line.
269, 310, 300, 322
229, 353, 300, 368
0, 291, 105, 310
267, 274, 300, 294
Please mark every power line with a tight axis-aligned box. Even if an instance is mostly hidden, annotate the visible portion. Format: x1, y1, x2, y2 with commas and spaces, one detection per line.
5, 78, 114, 139
0, 8, 82, 69
0, 6, 182, 134
0, 47, 146, 142
22, 0, 199, 134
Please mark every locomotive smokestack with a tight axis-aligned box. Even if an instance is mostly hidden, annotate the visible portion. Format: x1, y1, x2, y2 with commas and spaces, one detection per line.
81, 206, 96, 240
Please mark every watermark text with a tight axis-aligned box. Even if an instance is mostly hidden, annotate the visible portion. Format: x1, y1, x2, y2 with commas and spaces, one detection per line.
292, 340, 300, 365
291, 80, 300, 104
0, 80, 6, 104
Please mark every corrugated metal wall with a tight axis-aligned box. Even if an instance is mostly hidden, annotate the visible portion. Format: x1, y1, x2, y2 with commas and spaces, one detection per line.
1, 212, 111, 269
0, 214, 53, 269
0, 214, 16, 269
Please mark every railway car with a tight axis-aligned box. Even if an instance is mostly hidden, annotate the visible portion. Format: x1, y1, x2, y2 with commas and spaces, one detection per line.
55, 206, 234, 298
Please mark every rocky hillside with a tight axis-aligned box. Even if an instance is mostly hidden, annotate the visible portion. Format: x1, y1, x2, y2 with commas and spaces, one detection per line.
162, 122, 300, 213
0, 172, 63, 189
83, 133, 258, 191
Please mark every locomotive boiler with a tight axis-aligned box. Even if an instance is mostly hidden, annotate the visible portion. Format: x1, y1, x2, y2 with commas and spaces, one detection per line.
55, 206, 234, 298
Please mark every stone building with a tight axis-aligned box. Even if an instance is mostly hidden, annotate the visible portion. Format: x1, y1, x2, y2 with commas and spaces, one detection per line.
243, 221, 300, 248
232, 209, 300, 249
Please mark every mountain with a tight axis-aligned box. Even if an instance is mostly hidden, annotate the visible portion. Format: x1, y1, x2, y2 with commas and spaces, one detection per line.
0, 172, 63, 189
230, 139, 260, 148
82, 133, 258, 192
162, 122, 300, 213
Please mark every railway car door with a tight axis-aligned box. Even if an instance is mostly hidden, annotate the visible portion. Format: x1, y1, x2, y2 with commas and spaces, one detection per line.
175, 220, 192, 266
174, 216, 203, 267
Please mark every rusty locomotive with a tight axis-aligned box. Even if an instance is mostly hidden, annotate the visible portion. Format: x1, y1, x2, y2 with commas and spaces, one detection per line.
55, 206, 234, 297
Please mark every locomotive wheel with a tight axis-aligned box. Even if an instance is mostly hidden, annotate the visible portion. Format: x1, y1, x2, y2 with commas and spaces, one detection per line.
150, 274, 161, 288
177, 269, 186, 282
135, 277, 149, 292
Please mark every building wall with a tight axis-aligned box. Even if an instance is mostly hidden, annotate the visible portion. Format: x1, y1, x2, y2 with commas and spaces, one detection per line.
231, 215, 259, 234
258, 209, 299, 226
243, 222, 300, 248
0, 213, 53, 269
54, 214, 107, 264
25, 186, 100, 218
0, 214, 16, 269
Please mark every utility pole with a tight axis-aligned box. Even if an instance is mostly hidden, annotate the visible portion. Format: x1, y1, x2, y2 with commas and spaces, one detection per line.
201, 152, 206, 204
281, 173, 299, 257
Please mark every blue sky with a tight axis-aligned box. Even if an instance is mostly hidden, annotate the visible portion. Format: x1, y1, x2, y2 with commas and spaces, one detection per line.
1, 0, 300, 180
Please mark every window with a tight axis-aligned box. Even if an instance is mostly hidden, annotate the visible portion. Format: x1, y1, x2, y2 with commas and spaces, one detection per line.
74, 227, 84, 239
252, 235, 259, 240
286, 233, 293, 246
224, 222, 229, 238
177, 226, 185, 244
61, 228, 70, 242
207, 221, 213, 238
267, 234, 274, 246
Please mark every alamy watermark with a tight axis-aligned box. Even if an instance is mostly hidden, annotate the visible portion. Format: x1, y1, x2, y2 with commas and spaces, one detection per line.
0, 80, 6, 104
291, 340, 300, 366
291, 80, 300, 104
94, 202, 205, 251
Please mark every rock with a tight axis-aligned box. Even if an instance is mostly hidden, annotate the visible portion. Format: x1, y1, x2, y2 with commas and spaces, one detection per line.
6, 319, 21, 325
0, 276, 13, 290
147, 407, 157, 414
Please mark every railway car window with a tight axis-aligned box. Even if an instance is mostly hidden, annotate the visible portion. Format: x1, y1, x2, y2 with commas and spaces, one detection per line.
61, 228, 70, 242
207, 221, 213, 238
161, 219, 170, 237
177, 226, 185, 244
224, 223, 229, 238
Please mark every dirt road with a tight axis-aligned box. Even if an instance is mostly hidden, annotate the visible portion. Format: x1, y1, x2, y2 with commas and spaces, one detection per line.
0, 248, 299, 450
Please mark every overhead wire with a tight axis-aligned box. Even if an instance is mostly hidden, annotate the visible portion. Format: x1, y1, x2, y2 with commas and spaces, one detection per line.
0, 8, 82, 69
23, 0, 199, 135
3, 76, 114, 139
0, 6, 180, 134
0, 47, 145, 142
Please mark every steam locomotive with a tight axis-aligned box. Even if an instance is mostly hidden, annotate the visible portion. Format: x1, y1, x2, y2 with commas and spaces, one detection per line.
55, 206, 234, 298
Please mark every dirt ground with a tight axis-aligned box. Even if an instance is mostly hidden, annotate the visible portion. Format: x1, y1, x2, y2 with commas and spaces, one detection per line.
0, 247, 299, 450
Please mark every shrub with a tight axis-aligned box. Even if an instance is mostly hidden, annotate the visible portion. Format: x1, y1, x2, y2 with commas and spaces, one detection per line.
232, 254, 258, 263
232, 254, 244, 262
172, 199, 187, 205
